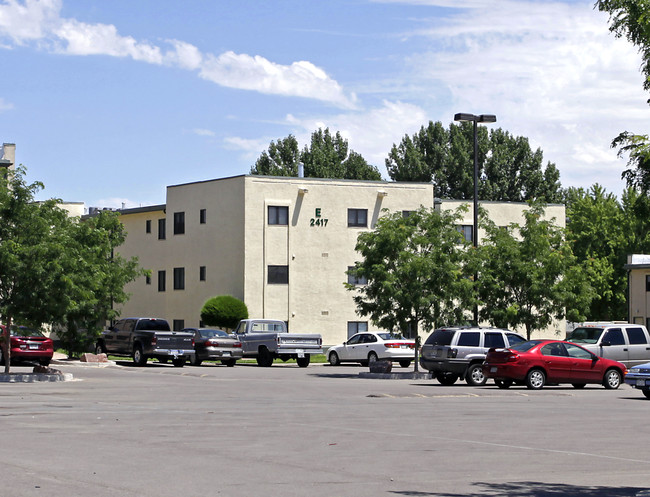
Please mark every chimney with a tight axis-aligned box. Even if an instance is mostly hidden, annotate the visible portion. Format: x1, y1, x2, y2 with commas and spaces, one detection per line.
0, 143, 15, 170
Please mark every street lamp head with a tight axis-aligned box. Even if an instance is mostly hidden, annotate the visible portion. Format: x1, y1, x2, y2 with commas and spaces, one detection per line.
454, 113, 497, 124
454, 113, 476, 122
477, 114, 497, 123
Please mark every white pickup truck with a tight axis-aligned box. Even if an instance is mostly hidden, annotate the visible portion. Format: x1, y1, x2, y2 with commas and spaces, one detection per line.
233, 319, 323, 367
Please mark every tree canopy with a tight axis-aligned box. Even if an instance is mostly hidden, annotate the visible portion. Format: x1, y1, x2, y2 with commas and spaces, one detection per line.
385, 121, 562, 202
251, 128, 382, 180
200, 295, 249, 330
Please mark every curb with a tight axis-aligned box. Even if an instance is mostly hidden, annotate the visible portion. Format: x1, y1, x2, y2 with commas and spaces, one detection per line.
359, 372, 431, 380
0, 373, 74, 383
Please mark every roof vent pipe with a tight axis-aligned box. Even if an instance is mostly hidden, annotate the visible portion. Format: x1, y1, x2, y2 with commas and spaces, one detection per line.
298, 162, 304, 178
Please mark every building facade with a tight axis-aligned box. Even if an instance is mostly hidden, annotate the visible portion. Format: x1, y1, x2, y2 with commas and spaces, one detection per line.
114, 175, 566, 346
625, 254, 650, 328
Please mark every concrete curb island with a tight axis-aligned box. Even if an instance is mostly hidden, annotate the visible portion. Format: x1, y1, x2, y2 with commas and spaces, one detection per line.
0, 352, 116, 383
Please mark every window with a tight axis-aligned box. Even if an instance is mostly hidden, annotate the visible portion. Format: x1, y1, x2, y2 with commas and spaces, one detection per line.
158, 270, 166, 292
173, 267, 185, 290
646, 275, 650, 292
402, 210, 414, 218
268, 265, 289, 284
145, 275, 151, 285
172, 319, 184, 331
173, 212, 185, 235
541, 343, 568, 356
268, 206, 288, 225
456, 225, 473, 243
627, 327, 648, 345
564, 342, 594, 359
146, 220, 151, 233
158, 219, 166, 240
347, 266, 367, 285
200, 209, 207, 224
199, 266, 206, 281
347, 321, 368, 338
348, 209, 367, 227
602, 329, 625, 346
457, 332, 480, 347
484, 332, 505, 349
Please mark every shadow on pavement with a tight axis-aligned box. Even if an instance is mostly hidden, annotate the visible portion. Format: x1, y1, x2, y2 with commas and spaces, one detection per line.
389, 481, 649, 496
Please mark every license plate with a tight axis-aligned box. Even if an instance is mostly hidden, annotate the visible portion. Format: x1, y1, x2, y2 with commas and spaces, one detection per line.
637, 379, 646, 387
29, 344, 39, 350
297, 349, 305, 358
401, 345, 408, 349
490, 367, 497, 373
170, 350, 180, 356
222, 351, 231, 357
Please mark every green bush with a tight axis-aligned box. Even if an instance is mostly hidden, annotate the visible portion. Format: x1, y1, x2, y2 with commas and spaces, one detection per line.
200, 296, 248, 330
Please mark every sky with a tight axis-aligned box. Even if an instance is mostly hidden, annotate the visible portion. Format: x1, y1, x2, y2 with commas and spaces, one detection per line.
1, 0, 649, 209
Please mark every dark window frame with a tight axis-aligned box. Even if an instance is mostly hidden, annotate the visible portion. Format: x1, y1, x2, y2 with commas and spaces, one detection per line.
158, 270, 166, 292
199, 208, 207, 224
348, 208, 368, 227
146, 220, 151, 234
173, 212, 185, 235
158, 219, 166, 240
268, 205, 289, 225
347, 266, 368, 285
173, 267, 185, 290
268, 265, 289, 284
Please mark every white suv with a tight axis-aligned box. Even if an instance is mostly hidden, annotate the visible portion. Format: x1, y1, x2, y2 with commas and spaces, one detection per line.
419, 326, 526, 385
568, 323, 650, 368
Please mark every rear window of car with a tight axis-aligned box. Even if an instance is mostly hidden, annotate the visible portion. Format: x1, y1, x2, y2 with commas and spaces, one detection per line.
135, 319, 171, 331
484, 332, 505, 349
509, 340, 542, 353
425, 330, 455, 346
627, 327, 648, 345
9, 326, 45, 337
199, 329, 229, 338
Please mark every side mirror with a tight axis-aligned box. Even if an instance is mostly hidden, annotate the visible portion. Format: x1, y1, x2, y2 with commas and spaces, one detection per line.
600, 341, 611, 347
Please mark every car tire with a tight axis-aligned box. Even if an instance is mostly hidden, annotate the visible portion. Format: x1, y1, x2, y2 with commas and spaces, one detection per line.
172, 358, 186, 368
603, 368, 622, 389
465, 363, 487, 386
297, 356, 310, 368
572, 383, 586, 389
189, 354, 202, 366
495, 379, 512, 389
328, 352, 340, 366
435, 372, 459, 386
133, 345, 147, 367
525, 369, 545, 389
94, 343, 105, 355
642, 388, 650, 399
399, 360, 411, 368
222, 359, 236, 367
257, 347, 273, 367
368, 352, 378, 364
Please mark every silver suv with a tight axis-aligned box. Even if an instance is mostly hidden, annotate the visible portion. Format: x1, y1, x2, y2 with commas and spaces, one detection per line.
568, 323, 650, 368
420, 326, 526, 385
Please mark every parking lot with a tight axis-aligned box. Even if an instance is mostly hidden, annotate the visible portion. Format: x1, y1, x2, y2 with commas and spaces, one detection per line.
2, 360, 650, 497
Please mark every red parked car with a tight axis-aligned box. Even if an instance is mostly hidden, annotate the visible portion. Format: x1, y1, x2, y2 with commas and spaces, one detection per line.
0, 325, 54, 366
482, 339, 626, 390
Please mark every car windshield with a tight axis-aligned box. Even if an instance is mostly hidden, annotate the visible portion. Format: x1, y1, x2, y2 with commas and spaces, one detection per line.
199, 329, 229, 338
569, 327, 604, 344
9, 326, 45, 337
424, 329, 455, 346
508, 340, 542, 353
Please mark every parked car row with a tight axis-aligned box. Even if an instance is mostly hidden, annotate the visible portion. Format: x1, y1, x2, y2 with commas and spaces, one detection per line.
0, 325, 54, 366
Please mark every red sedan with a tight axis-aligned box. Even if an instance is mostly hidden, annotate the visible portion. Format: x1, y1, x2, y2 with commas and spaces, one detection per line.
0, 325, 54, 366
482, 339, 626, 390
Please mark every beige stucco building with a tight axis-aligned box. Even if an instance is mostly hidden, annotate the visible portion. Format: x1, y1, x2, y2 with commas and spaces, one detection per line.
625, 254, 650, 328
113, 175, 566, 346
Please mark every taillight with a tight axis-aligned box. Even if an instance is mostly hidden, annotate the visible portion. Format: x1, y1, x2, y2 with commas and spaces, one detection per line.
151, 336, 157, 346
207, 340, 220, 347
507, 353, 519, 362
384, 343, 401, 348
233, 342, 242, 348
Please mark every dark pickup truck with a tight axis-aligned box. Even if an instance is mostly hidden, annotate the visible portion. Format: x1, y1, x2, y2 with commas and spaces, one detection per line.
95, 317, 195, 367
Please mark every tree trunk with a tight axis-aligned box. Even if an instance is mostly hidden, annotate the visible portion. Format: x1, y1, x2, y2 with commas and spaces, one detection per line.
3, 315, 11, 374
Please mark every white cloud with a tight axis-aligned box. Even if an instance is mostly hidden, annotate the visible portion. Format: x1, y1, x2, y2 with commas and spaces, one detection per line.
0, 0, 353, 107
191, 128, 216, 137
0, 97, 13, 112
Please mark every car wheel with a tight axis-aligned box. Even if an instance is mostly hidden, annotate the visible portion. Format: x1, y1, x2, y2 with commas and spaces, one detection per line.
642, 388, 650, 399
39, 358, 51, 366
297, 356, 310, 368
399, 360, 411, 368
328, 352, 340, 366
495, 379, 512, 389
172, 358, 186, 368
189, 354, 202, 366
132, 345, 147, 367
572, 383, 586, 389
94, 343, 105, 355
222, 359, 236, 367
603, 368, 622, 389
525, 369, 545, 390
256, 347, 273, 367
368, 352, 378, 363
435, 372, 459, 386
465, 363, 487, 386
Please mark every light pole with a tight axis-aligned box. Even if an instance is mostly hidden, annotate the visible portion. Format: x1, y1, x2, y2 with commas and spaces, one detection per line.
453, 113, 496, 323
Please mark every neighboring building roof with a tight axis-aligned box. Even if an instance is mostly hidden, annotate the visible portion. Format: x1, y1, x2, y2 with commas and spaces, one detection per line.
624, 254, 650, 270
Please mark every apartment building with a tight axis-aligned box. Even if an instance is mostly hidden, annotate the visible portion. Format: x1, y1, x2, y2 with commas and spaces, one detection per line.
113, 174, 566, 345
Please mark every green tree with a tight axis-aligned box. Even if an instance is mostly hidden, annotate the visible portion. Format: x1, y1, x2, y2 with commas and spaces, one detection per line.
346, 206, 475, 369
201, 295, 249, 330
596, 1, 650, 192
475, 204, 593, 339
251, 128, 382, 180
386, 121, 562, 202
56, 210, 146, 357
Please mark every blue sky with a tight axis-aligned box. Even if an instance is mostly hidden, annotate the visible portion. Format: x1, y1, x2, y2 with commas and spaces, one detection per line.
1, 0, 649, 209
